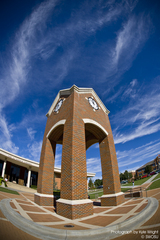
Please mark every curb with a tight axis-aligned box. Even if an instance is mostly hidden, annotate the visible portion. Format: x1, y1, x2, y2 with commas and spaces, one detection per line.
0, 197, 159, 240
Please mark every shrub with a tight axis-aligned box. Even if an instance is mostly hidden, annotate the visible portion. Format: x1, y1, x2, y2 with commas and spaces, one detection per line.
0, 177, 8, 187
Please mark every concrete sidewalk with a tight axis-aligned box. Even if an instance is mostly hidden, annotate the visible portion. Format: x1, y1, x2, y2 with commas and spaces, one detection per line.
7, 182, 37, 193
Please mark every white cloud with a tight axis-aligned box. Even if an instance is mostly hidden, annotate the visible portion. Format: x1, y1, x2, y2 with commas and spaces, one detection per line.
0, 114, 19, 154
130, 79, 137, 87
55, 153, 62, 168
0, 0, 60, 113
27, 141, 42, 161
86, 157, 102, 173
100, 14, 152, 88
27, 128, 36, 140
117, 139, 160, 172
113, 83, 160, 144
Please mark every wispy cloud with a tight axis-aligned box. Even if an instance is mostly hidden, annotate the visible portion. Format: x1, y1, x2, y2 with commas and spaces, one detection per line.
113, 79, 160, 144
112, 15, 151, 71
122, 79, 138, 99
0, 0, 58, 110
0, 114, 18, 154
27, 128, 36, 140
27, 141, 42, 161
117, 139, 160, 172
86, 157, 101, 173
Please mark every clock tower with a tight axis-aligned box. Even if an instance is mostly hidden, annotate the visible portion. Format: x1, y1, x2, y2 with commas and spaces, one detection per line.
34, 85, 124, 219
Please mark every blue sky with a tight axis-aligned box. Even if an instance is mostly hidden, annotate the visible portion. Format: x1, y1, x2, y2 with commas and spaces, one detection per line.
0, 0, 160, 180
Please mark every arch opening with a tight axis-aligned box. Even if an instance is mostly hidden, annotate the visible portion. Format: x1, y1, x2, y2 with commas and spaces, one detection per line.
85, 122, 107, 150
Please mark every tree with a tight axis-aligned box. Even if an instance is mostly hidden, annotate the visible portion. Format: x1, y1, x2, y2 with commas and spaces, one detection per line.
124, 170, 129, 180
120, 173, 125, 181
145, 165, 152, 174
94, 179, 103, 187
128, 172, 132, 179
88, 178, 94, 189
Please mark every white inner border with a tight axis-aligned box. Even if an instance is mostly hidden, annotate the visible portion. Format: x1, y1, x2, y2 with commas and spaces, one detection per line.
100, 192, 124, 198
83, 118, 108, 136
56, 198, 93, 205
35, 193, 54, 198
46, 119, 66, 138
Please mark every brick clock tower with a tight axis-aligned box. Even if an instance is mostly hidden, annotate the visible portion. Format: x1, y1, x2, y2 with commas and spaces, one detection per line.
34, 85, 124, 219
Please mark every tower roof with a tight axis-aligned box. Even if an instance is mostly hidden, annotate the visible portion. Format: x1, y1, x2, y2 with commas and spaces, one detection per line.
46, 85, 110, 117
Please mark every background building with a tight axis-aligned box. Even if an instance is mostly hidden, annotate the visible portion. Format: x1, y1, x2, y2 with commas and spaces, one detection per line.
0, 148, 95, 189
136, 155, 160, 177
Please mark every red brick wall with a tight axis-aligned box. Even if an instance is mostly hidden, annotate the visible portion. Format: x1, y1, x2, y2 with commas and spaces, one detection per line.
55, 178, 61, 189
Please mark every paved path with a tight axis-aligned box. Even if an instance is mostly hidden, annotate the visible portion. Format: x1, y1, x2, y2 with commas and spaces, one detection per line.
7, 182, 37, 193
0, 186, 160, 240
144, 174, 158, 184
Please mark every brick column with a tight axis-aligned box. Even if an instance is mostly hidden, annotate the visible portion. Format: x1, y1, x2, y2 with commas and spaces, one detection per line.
34, 138, 56, 206
56, 110, 93, 219
99, 133, 124, 206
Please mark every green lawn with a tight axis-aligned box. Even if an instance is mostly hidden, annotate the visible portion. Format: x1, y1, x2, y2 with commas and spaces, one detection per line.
88, 191, 103, 199
31, 185, 37, 189
121, 176, 152, 186
88, 188, 131, 199
121, 188, 131, 192
149, 179, 160, 190
0, 187, 19, 195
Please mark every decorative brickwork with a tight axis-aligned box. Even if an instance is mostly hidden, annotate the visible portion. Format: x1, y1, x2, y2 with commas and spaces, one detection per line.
34, 194, 54, 206
56, 201, 93, 219
35, 85, 124, 219
101, 194, 124, 206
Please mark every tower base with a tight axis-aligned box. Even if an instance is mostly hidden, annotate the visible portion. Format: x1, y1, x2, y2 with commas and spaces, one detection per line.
100, 192, 125, 206
34, 193, 54, 206
56, 199, 93, 219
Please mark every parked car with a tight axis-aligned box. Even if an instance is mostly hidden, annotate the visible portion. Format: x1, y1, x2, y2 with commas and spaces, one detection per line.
121, 180, 128, 184
141, 174, 148, 179
149, 172, 156, 176
97, 185, 103, 189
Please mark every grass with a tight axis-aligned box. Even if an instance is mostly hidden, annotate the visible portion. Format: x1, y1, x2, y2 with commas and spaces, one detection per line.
121, 175, 152, 186
88, 188, 131, 199
31, 185, 37, 189
152, 173, 160, 181
0, 186, 19, 195
88, 191, 103, 199
148, 179, 160, 190
121, 188, 130, 192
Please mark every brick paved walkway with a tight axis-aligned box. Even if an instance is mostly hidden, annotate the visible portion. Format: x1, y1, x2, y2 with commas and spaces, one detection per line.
0, 187, 160, 240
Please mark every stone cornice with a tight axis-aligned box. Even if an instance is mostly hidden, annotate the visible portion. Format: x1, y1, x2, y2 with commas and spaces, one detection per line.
46, 85, 110, 117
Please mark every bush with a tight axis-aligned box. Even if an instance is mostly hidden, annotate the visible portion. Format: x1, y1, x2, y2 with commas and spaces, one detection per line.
0, 177, 8, 187
53, 190, 60, 199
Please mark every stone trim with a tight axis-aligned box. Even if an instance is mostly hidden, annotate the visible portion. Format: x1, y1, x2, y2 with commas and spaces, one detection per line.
83, 118, 108, 136
100, 192, 124, 198
35, 193, 54, 198
46, 119, 66, 138
56, 198, 93, 205
46, 85, 110, 117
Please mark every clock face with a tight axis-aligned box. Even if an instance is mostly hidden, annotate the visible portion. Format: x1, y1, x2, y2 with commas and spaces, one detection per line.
88, 97, 99, 110
54, 99, 63, 113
